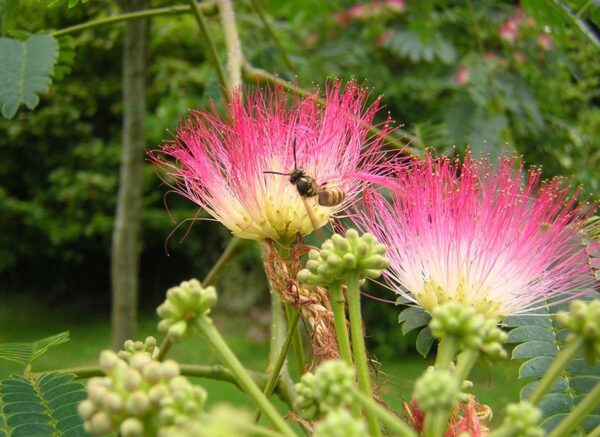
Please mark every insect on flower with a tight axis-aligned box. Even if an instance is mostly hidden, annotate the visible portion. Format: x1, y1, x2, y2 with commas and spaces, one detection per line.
151, 81, 396, 243
263, 140, 346, 233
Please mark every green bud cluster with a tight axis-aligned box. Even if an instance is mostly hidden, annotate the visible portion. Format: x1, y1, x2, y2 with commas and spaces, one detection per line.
479, 320, 508, 360
502, 402, 543, 437
297, 229, 389, 285
314, 408, 369, 437
159, 405, 254, 437
78, 351, 206, 436
430, 302, 486, 350
413, 367, 468, 413
557, 299, 600, 365
157, 279, 217, 341
294, 360, 356, 419
118, 336, 160, 362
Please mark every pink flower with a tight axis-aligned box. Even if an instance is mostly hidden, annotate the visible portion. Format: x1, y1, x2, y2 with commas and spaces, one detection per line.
499, 19, 519, 43
538, 33, 554, 51
152, 83, 393, 243
386, 0, 406, 13
354, 153, 595, 319
454, 67, 470, 85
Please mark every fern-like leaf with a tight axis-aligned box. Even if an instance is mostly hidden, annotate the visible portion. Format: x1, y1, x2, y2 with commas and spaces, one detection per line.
0, 34, 58, 118
0, 372, 87, 436
0, 332, 70, 367
506, 302, 600, 434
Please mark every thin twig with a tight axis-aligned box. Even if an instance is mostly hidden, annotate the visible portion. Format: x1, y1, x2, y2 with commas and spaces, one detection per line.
249, 0, 296, 72
215, 0, 244, 89
51, 1, 216, 37
188, 0, 229, 96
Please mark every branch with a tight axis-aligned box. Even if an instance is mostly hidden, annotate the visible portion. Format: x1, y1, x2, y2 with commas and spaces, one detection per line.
36, 362, 292, 407
188, 0, 229, 96
551, 0, 600, 50
51, 1, 217, 37
215, 0, 244, 90
249, 0, 296, 72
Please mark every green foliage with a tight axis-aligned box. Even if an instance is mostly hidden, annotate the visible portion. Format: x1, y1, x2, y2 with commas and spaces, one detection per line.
0, 372, 86, 436
0, 332, 70, 367
397, 300, 433, 357
47, 0, 88, 8
0, 34, 58, 118
506, 305, 600, 434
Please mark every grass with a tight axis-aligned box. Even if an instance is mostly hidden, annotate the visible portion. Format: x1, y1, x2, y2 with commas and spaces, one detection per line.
0, 294, 522, 428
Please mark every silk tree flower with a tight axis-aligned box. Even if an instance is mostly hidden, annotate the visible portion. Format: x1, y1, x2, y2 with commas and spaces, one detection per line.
354, 153, 596, 320
151, 82, 392, 243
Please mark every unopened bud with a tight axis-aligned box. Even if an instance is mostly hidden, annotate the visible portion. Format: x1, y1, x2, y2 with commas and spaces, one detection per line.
298, 229, 390, 286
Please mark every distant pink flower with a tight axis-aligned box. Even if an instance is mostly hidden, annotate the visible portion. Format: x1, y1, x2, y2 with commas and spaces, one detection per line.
499, 19, 519, 43
513, 51, 527, 64
386, 0, 406, 13
538, 33, 554, 51
354, 153, 595, 319
152, 83, 393, 243
454, 67, 470, 85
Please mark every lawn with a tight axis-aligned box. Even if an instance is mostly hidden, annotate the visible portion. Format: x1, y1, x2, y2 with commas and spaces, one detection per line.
0, 294, 522, 427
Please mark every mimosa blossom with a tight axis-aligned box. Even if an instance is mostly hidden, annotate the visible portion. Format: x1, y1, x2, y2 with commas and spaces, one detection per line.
354, 154, 595, 319
152, 83, 392, 242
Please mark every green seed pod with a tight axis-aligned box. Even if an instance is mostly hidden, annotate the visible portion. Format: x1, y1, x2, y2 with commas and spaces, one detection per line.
557, 299, 600, 365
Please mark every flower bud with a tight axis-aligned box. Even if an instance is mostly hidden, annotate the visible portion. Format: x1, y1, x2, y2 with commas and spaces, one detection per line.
88, 411, 112, 435
557, 299, 600, 365
298, 229, 390, 286
78, 400, 96, 420
314, 409, 367, 437
430, 301, 486, 351
120, 417, 144, 437
503, 401, 543, 437
157, 279, 218, 341
294, 360, 356, 418
413, 367, 466, 413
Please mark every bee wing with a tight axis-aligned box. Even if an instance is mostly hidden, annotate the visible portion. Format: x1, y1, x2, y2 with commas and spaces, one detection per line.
301, 196, 326, 242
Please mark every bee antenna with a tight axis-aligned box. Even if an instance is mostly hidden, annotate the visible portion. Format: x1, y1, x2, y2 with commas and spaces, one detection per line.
292, 138, 298, 170
263, 170, 291, 176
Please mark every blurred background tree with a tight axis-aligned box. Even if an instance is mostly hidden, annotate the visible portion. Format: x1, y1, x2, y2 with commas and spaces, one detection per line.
0, 0, 597, 352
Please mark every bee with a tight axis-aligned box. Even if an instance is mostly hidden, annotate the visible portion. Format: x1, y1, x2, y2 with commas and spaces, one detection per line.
263, 140, 346, 233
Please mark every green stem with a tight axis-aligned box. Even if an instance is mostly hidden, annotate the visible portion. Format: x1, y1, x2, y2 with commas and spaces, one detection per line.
547, 382, 600, 437
434, 336, 458, 370
196, 316, 296, 437
329, 282, 362, 417
203, 238, 247, 287
346, 271, 382, 437
285, 304, 307, 375
454, 349, 480, 382
588, 422, 600, 437
215, 0, 244, 89
268, 290, 296, 405
254, 308, 300, 423
241, 61, 416, 147
466, 0, 484, 54
329, 282, 353, 366
156, 238, 247, 361
156, 335, 173, 361
528, 338, 584, 405
51, 1, 216, 37
187, 0, 229, 96
423, 337, 462, 437
249, 0, 295, 72
353, 390, 418, 437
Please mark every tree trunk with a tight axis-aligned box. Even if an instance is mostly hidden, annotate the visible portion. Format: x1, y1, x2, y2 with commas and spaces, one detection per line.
111, 0, 148, 350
